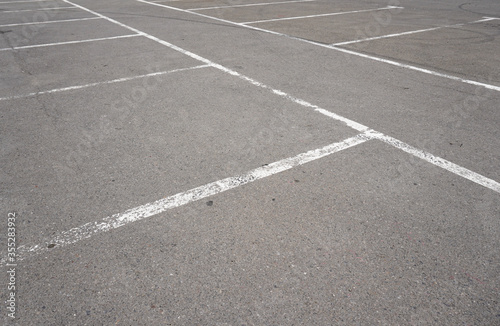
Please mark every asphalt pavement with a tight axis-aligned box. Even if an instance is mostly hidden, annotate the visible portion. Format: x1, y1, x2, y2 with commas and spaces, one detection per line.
0, 0, 499, 324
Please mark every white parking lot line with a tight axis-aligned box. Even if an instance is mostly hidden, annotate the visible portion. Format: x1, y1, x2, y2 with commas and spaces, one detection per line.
0, 6, 76, 13
370, 131, 500, 193
10, 132, 372, 263
0, 34, 140, 51
0, 65, 210, 101
0, 17, 101, 28
0, 0, 53, 3
189, 0, 315, 11
325, 44, 500, 92
240, 6, 403, 25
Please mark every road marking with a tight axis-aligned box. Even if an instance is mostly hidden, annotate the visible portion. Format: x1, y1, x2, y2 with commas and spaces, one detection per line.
0, 65, 210, 101
240, 6, 403, 24
68, 0, 500, 195
189, 0, 315, 11
8, 133, 372, 263
325, 44, 500, 92
0, 17, 101, 28
369, 131, 500, 192
331, 17, 499, 46
0, 34, 140, 51
0, 0, 52, 3
0, 6, 76, 13
139, 0, 500, 93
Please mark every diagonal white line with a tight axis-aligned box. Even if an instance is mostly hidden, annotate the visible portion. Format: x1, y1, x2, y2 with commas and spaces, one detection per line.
189, 0, 315, 11
0, 0, 53, 3
0, 17, 101, 28
0, 34, 140, 51
325, 44, 500, 92
332, 17, 499, 46
240, 6, 403, 24
368, 131, 500, 192
0, 65, 210, 101
8, 133, 372, 263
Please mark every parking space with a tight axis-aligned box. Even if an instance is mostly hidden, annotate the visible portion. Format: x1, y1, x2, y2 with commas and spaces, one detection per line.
2, 64, 357, 248
0, 36, 200, 98
16, 140, 500, 325
1, 0, 499, 324
161, 0, 318, 11
0, 7, 88, 26
253, 10, 492, 45
249, 9, 415, 45
179, 0, 390, 24
341, 20, 500, 86
0, 19, 138, 50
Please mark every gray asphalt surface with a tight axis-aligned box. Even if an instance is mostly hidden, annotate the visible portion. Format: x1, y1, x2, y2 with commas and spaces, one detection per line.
0, 0, 499, 325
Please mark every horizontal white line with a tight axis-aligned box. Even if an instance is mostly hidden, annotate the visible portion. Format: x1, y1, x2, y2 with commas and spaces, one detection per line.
369, 131, 500, 192
0, 34, 140, 51
9, 133, 371, 262
0, 65, 209, 101
332, 17, 499, 46
189, 0, 315, 11
333, 27, 443, 46
0, 0, 52, 3
0, 16, 100, 28
0, 6, 76, 13
241, 6, 403, 24
326, 44, 500, 92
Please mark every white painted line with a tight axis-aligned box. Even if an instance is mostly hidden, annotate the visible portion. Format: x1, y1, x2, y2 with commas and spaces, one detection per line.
333, 27, 443, 46
0, 6, 76, 13
83, 0, 500, 194
8, 133, 372, 262
0, 65, 209, 101
271, 89, 369, 131
0, 34, 140, 51
141, 0, 500, 93
0, 17, 100, 28
189, 0, 315, 11
368, 131, 500, 192
240, 6, 403, 24
0, 0, 52, 3
332, 17, 499, 46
